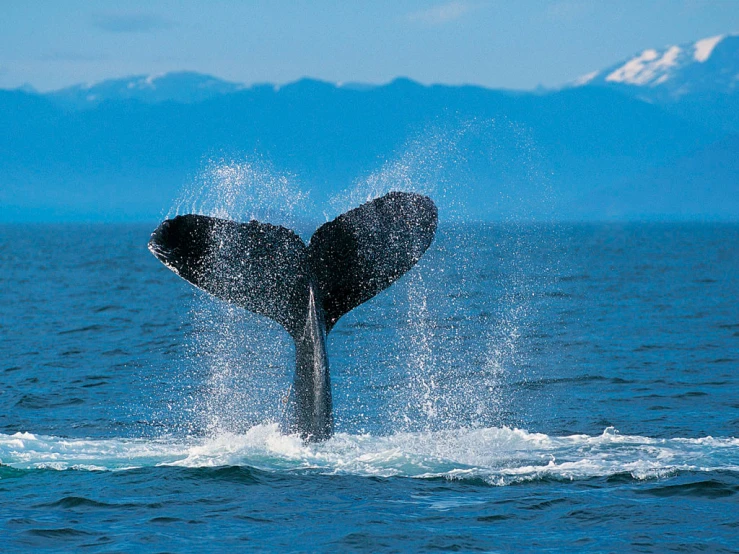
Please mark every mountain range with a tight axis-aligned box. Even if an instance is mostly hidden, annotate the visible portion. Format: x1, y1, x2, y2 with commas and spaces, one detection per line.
1, 33, 737, 222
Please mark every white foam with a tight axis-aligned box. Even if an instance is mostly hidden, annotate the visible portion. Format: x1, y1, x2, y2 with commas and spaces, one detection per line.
2, 426, 737, 485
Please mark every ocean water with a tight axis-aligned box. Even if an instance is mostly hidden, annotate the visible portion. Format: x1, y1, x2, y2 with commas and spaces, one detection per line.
1, 222, 738, 552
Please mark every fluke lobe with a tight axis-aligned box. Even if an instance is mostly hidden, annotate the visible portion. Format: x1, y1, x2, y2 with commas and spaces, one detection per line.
148, 192, 437, 442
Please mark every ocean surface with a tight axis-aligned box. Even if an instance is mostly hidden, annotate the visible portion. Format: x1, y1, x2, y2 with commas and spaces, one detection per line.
1, 222, 738, 552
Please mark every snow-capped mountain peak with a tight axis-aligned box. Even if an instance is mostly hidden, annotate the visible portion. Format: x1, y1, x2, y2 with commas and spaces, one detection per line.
573, 33, 738, 99
693, 34, 724, 62
605, 45, 682, 86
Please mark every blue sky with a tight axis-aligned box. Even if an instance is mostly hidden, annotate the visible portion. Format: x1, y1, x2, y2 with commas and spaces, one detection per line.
2, 1, 738, 91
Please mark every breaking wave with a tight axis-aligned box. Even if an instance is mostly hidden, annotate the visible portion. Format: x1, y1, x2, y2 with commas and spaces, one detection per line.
2, 426, 737, 486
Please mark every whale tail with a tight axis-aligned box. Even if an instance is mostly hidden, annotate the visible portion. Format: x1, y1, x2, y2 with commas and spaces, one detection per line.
148, 191, 438, 337
149, 191, 437, 441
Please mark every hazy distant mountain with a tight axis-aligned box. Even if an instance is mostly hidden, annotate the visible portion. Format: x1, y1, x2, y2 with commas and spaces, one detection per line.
48, 71, 245, 108
1, 35, 738, 222
574, 34, 739, 132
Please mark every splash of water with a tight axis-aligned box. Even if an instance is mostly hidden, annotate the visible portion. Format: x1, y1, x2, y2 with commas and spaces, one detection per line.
156, 118, 557, 438
3, 428, 738, 486
165, 157, 312, 436
169, 156, 312, 229
330, 119, 556, 434
328, 124, 468, 220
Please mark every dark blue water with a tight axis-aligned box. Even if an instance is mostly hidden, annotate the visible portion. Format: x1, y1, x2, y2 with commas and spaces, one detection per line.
1, 222, 738, 552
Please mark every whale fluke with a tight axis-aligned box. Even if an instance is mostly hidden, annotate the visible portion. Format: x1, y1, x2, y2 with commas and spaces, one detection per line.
148, 191, 437, 440
149, 215, 311, 338
307, 192, 437, 331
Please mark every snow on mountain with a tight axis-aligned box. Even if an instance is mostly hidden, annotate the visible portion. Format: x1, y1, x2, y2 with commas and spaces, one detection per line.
693, 35, 725, 62
574, 34, 739, 99
48, 71, 245, 107
604, 45, 682, 86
